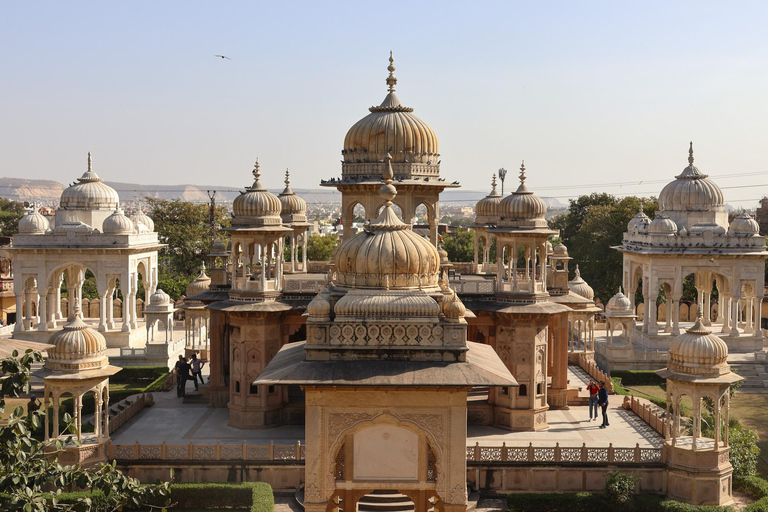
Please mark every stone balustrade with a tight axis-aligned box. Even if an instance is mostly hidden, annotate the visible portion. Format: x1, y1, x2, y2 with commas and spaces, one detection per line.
623, 395, 668, 437
109, 440, 306, 461
466, 441, 663, 464
578, 353, 614, 393
109, 393, 153, 434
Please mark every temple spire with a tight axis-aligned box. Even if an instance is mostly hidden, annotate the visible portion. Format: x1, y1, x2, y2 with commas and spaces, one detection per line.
386, 51, 397, 93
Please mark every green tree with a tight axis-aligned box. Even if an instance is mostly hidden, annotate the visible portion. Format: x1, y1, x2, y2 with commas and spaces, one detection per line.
550, 195, 658, 303
0, 350, 169, 510
306, 234, 339, 262
0, 199, 27, 237
145, 198, 230, 281
442, 229, 474, 262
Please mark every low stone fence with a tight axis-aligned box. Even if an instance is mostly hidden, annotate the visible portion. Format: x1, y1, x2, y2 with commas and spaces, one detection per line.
466, 441, 662, 464
0, 323, 15, 336
623, 395, 668, 437
109, 393, 153, 434
110, 440, 305, 461
578, 353, 614, 393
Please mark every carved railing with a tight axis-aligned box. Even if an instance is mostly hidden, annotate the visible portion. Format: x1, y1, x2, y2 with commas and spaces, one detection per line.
578, 353, 614, 393
109, 440, 305, 461
282, 277, 325, 294
109, 393, 153, 434
449, 279, 495, 295
623, 395, 668, 437
466, 442, 663, 464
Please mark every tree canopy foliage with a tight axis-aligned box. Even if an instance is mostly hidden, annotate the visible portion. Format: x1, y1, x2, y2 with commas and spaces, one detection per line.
0, 199, 27, 237
0, 350, 169, 511
145, 198, 231, 285
549, 194, 658, 303
306, 234, 339, 262
442, 229, 474, 263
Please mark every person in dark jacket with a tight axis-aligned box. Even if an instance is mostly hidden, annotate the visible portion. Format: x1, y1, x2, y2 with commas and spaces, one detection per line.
597, 381, 609, 428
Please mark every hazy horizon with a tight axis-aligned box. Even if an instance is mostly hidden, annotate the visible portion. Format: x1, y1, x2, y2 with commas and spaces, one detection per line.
3, 1, 768, 207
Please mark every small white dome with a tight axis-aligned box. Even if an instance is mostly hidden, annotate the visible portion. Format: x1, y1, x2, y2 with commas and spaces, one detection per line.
668, 315, 729, 377
606, 288, 633, 315
131, 209, 155, 231
60, 153, 120, 211
648, 213, 678, 235
498, 163, 548, 226
728, 212, 760, 236
627, 206, 651, 233
658, 143, 724, 213
475, 174, 502, 223
278, 169, 307, 221
553, 243, 568, 257
18, 209, 50, 234
149, 289, 171, 306
102, 209, 135, 235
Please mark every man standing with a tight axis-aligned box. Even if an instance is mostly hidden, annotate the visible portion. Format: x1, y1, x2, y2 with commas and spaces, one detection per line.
174, 355, 186, 398
586, 380, 600, 421
597, 381, 610, 429
190, 354, 205, 391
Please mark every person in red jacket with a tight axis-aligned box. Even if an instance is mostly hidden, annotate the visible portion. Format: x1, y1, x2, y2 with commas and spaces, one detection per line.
586, 380, 600, 421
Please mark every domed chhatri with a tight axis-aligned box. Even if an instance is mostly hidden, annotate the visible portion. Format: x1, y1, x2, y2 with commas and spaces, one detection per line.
475, 173, 502, 224
149, 288, 172, 307
185, 263, 211, 297
648, 213, 678, 235
18, 208, 50, 234
606, 287, 632, 315
333, 154, 440, 289
232, 160, 283, 225
60, 152, 120, 211
568, 265, 594, 300
499, 162, 548, 227
659, 143, 724, 213
278, 169, 308, 221
102, 208, 136, 235
131, 207, 155, 232
729, 211, 760, 236
667, 313, 730, 377
343, 52, 438, 165
627, 202, 651, 233
45, 302, 108, 372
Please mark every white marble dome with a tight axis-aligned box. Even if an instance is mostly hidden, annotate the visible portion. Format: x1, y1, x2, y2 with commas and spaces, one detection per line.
149, 288, 171, 306
102, 209, 135, 235
627, 208, 651, 233
568, 265, 594, 300
499, 163, 547, 222
606, 288, 633, 315
553, 243, 568, 257
232, 161, 282, 222
60, 153, 120, 211
18, 209, 50, 234
648, 213, 678, 235
729, 212, 760, 236
343, 54, 438, 165
131, 209, 155, 232
668, 315, 730, 377
45, 304, 108, 372
659, 144, 724, 213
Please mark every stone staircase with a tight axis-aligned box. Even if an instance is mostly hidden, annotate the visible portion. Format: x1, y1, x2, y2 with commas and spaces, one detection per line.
357, 490, 415, 512
730, 361, 768, 393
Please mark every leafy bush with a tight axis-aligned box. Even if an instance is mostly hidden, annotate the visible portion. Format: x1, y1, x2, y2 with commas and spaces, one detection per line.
730, 426, 761, 479
508, 493, 608, 512
737, 475, 768, 499
605, 471, 640, 505
745, 497, 768, 512
611, 370, 665, 386
147, 482, 273, 511
658, 500, 737, 512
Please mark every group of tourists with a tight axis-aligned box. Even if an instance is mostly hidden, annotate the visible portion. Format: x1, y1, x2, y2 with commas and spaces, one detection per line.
174, 354, 205, 398
586, 379, 610, 428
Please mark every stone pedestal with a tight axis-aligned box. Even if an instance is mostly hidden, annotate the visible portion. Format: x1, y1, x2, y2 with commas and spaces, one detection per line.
665, 441, 734, 507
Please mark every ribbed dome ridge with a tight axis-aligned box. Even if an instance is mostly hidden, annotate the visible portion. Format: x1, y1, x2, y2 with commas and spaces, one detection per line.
334, 289, 440, 318
18, 209, 50, 234
659, 144, 724, 213
60, 152, 120, 211
232, 160, 283, 224
102, 208, 136, 234
45, 303, 108, 372
568, 265, 594, 300
475, 174, 502, 222
668, 315, 730, 376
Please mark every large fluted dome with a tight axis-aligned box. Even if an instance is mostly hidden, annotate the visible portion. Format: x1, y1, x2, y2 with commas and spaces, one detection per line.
342, 54, 439, 165
60, 153, 120, 211
18, 209, 50, 234
475, 174, 502, 223
232, 161, 283, 225
499, 163, 547, 226
102, 209, 135, 235
45, 305, 108, 372
668, 316, 730, 377
659, 144, 724, 213
334, 156, 440, 289
278, 169, 307, 221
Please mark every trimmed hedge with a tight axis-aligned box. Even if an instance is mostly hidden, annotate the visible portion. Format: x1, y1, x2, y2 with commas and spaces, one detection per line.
611, 370, 665, 386
738, 476, 768, 512
110, 366, 169, 383
507, 493, 738, 512
150, 482, 273, 511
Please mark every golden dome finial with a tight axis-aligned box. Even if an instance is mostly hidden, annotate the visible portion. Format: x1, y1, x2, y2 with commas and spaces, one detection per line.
386, 51, 397, 93
688, 141, 694, 166
519, 160, 526, 184
87, 152, 92, 173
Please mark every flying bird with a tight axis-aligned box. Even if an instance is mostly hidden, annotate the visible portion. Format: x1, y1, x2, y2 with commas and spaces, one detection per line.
214, 55, 231, 60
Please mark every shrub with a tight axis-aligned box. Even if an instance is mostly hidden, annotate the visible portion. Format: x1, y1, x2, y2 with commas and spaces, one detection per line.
745, 497, 768, 512
611, 370, 665, 386
658, 500, 737, 512
729, 426, 761, 480
153, 482, 274, 511
737, 475, 768, 499
605, 471, 640, 505
508, 493, 608, 512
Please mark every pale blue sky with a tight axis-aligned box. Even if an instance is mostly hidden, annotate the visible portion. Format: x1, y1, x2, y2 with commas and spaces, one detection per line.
2, 1, 768, 205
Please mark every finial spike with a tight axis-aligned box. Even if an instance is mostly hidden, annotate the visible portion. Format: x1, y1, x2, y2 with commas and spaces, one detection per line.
639, 198, 644, 214
87, 152, 92, 172
285, 168, 290, 186
574, 264, 580, 277
688, 141, 694, 166
491, 173, 497, 191
386, 51, 397, 93
519, 160, 526, 184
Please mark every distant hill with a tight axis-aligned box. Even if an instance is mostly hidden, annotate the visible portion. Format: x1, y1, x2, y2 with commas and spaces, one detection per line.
0, 176, 565, 208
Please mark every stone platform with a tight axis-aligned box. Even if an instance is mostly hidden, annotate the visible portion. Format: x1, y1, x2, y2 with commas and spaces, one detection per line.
13, 318, 148, 348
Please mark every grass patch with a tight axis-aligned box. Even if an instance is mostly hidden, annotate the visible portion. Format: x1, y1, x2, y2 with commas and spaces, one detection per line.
507, 492, 737, 512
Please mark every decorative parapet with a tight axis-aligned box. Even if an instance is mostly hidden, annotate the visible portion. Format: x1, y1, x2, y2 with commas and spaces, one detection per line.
622, 395, 669, 438
578, 353, 614, 393
109, 393, 153, 434
466, 441, 663, 464
109, 440, 306, 462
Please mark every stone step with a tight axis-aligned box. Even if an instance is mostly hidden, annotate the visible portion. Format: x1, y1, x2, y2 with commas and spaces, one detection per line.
182, 392, 206, 404
357, 490, 415, 512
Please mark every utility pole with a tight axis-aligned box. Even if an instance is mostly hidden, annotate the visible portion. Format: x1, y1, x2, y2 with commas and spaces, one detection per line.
207, 190, 217, 248
498, 167, 508, 195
